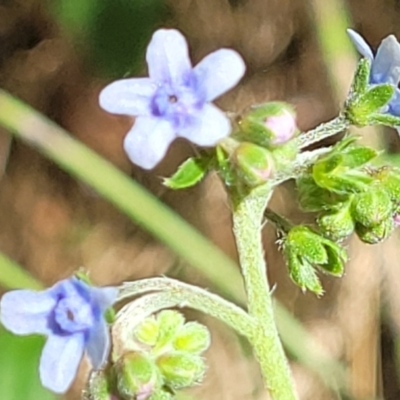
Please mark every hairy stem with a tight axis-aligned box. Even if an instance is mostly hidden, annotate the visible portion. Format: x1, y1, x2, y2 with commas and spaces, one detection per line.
112, 286, 255, 358
295, 114, 349, 149
231, 184, 297, 400
116, 277, 253, 338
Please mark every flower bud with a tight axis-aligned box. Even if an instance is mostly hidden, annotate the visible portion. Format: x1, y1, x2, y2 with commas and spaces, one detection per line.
284, 226, 347, 294
233, 142, 274, 186
375, 167, 400, 202
317, 202, 355, 241
355, 218, 394, 244
155, 310, 185, 350
134, 316, 159, 347
351, 188, 392, 227
157, 352, 206, 390
173, 322, 211, 354
116, 352, 161, 400
238, 102, 297, 147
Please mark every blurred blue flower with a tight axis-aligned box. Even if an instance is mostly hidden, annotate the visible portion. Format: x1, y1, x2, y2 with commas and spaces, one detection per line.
348, 29, 400, 116
99, 29, 246, 169
0, 277, 117, 393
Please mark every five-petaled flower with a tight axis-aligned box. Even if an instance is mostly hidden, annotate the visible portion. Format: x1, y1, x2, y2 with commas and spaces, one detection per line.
347, 29, 400, 118
99, 28, 246, 169
0, 276, 117, 393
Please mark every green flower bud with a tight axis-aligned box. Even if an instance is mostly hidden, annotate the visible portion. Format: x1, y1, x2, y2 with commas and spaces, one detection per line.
233, 142, 274, 186
237, 102, 298, 147
355, 218, 395, 244
284, 226, 347, 294
135, 316, 159, 347
317, 202, 355, 241
351, 188, 392, 227
157, 353, 206, 390
286, 226, 329, 265
155, 311, 185, 351
173, 322, 211, 354
375, 167, 400, 202
116, 352, 161, 400
286, 252, 323, 296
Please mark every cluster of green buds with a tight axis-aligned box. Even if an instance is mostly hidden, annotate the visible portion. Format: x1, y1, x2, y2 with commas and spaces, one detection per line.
297, 136, 400, 244
163, 102, 300, 190
114, 310, 210, 400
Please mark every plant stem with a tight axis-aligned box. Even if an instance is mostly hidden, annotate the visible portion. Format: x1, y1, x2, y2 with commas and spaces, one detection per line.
112, 287, 255, 358
295, 114, 349, 149
231, 183, 297, 400
116, 277, 254, 338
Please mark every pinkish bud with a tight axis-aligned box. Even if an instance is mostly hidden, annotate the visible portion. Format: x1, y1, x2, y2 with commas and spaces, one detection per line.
265, 110, 297, 145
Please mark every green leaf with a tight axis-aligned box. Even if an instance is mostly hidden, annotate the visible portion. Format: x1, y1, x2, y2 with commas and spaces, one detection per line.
367, 113, 400, 127
163, 157, 210, 190
0, 327, 55, 400
346, 83, 394, 125
341, 146, 378, 169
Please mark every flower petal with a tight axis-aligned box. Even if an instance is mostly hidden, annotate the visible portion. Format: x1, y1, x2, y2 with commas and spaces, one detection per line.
347, 29, 374, 60
146, 29, 192, 85
99, 78, 156, 116
0, 289, 56, 335
90, 287, 118, 312
372, 35, 400, 85
388, 88, 400, 116
178, 103, 231, 146
86, 319, 110, 369
194, 49, 246, 101
39, 333, 85, 393
123, 116, 176, 169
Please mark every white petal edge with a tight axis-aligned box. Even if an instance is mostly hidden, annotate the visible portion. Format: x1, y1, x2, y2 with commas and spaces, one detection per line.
123, 116, 176, 169
86, 319, 110, 369
194, 48, 246, 101
39, 333, 85, 393
347, 29, 374, 60
372, 35, 400, 84
146, 29, 192, 84
178, 103, 231, 146
99, 78, 156, 116
0, 290, 56, 335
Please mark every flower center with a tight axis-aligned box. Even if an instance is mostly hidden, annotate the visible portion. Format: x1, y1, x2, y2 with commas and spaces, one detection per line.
150, 77, 204, 129
54, 296, 95, 333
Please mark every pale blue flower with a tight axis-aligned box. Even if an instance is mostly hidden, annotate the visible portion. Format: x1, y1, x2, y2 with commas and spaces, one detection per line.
99, 29, 246, 169
347, 29, 400, 116
0, 277, 117, 393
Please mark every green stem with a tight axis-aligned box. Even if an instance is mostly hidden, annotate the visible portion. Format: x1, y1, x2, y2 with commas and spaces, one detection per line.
231, 183, 297, 400
112, 288, 255, 358
116, 277, 254, 338
264, 208, 293, 234
295, 114, 349, 149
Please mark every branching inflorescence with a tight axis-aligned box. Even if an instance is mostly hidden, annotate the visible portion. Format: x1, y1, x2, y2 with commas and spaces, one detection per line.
2, 27, 400, 400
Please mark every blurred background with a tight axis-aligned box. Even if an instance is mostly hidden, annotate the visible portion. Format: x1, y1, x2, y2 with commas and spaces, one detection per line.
1, 0, 400, 399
